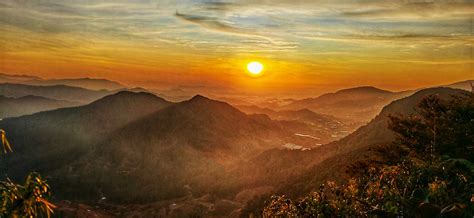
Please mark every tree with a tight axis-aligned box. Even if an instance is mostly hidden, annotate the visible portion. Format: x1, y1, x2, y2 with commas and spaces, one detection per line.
0, 129, 56, 217
389, 94, 474, 161
263, 94, 474, 217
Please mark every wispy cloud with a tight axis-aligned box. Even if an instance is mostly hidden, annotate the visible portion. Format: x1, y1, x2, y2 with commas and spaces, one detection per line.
175, 11, 256, 37
0, 0, 472, 95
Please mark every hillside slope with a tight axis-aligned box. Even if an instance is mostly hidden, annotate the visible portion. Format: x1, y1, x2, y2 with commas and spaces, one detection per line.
264, 87, 470, 199
59, 95, 301, 202
0, 95, 80, 119
0, 91, 171, 180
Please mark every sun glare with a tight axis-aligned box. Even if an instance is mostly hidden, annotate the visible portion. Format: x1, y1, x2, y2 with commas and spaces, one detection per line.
247, 61, 264, 76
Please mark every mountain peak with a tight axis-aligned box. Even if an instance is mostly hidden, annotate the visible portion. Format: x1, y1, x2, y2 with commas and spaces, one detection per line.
88, 91, 169, 109
189, 94, 210, 101
108, 90, 153, 97
186, 94, 227, 105
336, 86, 393, 94
184, 94, 234, 109
163, 94, 248, 120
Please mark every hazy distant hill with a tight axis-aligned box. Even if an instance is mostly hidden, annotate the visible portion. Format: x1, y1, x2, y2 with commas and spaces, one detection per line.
250, 98, 297, 109
0, 83, 113, 103
0, 91, 171, 181
281, 86, 412, 125
0, 95, 80, 119
443, 80, 473, 91
236, 105, 353, 144
0, 73, 125, 91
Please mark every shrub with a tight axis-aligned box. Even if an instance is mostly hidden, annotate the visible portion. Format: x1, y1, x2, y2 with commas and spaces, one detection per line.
0, 129, 56, 217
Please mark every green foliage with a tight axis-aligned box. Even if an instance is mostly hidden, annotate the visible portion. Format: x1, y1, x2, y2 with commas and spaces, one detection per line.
0, 129, 56, 217
263, 94, 474, 217
263, 195, 297, 217
389, 94, 474, 161
0, 173, 56, 217
1, 130, 13, 154
264, 155, 474, 217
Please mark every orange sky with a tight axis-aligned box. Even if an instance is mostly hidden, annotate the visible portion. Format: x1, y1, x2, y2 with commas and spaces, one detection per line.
0, 0, 472, 97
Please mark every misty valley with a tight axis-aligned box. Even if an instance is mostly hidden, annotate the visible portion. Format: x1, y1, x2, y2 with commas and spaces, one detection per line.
0, 75, 473, 217
0, 0, 473, 217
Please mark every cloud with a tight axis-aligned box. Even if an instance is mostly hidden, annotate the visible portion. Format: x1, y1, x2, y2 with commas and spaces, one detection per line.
174, 10, 286, 45
1, 0, 472, 64
175, 11, 247, 35
339, 1, 474, 20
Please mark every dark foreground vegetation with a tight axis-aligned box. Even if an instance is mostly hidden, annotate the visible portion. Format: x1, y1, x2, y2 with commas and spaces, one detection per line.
0, 130, 55, 217
263, 94, 474, 217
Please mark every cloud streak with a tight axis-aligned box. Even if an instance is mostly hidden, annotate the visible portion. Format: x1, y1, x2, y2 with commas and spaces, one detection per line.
0, 0, 472, 96
174, 10, 291, 47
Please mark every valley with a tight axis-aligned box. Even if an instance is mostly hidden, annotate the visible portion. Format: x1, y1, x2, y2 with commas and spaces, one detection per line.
1, 74, 471, 217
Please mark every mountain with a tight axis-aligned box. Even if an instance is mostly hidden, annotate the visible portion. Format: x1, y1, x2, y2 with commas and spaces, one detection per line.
0, 94, 307, 209
150, 88, 194, 102
0, 91, 172, 181
0, 95, 80, 119
443, 80, 473, 92
0, 83, 113, 103
239, 87, 471, 204
0, 73, 41, 82
0, 73, 125, 91
236, 105, 354, 144
328, 87, 469, 151
1, 87, 468, 217
281, 86, 412, 125
33, 78, 125, 91
56, 95, 302, 203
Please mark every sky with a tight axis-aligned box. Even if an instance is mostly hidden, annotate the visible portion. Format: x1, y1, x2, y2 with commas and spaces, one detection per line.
0, 0, 472, 97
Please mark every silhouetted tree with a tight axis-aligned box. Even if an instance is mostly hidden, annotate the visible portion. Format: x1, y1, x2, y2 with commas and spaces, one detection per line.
389, 94, 474, 161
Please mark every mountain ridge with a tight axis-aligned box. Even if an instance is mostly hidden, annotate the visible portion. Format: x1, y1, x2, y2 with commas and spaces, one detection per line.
0, 91, 172, 182
0, 83, 112, 103
0, 73, 125, 91
281, 85, 413, 125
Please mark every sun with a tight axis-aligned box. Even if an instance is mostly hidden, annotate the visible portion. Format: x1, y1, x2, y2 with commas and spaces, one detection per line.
247, 61, 264, 76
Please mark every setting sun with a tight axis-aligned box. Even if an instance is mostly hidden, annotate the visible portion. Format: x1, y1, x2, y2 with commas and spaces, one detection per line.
247, 61, 264, 76
1, 1, 472, 217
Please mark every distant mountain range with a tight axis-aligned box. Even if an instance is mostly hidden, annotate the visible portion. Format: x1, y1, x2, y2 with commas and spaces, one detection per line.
275, 80, 472, 126
0, 83, 158, 105
0, 73, 125, 91
2, 86, 468, 216
0, 75, 472, 216
0, 83, 112, 103
280, 86, 413, 125
0, 95, 80, 119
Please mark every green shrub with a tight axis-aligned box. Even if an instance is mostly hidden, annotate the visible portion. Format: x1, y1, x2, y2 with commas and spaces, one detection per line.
0, 129, 56, 217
